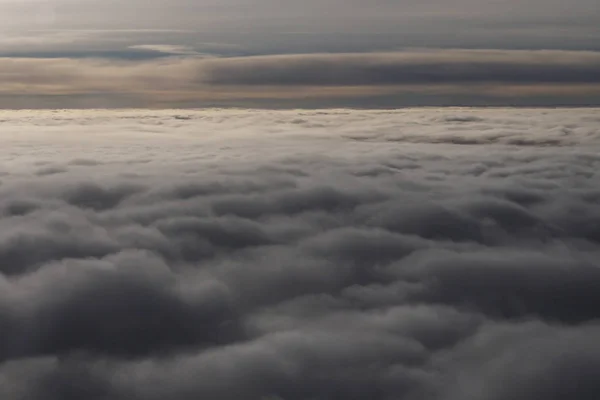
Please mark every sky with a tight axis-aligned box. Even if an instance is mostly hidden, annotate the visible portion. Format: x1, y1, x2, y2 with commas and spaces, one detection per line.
1, 0, 600, 107
1, 108, 600, 398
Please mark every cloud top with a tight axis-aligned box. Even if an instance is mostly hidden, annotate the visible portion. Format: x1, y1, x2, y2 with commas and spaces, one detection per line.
0, 108, 600, 399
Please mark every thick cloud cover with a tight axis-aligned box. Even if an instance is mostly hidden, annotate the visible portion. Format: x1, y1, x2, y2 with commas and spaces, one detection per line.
1, 107, 600, 399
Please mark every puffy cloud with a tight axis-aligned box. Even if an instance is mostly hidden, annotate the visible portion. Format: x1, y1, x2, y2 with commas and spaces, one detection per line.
437, 322, 600, 400
0, 108, 599, 399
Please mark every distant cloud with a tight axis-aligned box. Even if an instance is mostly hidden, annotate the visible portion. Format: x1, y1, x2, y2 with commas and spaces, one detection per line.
200, 49, 600, 86
2, 0, 599, 53
1, 49, 600, 107
128, 44, 215, 57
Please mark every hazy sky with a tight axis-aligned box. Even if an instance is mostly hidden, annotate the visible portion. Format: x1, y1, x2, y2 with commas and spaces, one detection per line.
1, 0, 599, 107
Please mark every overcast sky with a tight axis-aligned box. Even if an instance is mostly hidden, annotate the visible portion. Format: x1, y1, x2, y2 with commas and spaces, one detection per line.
1, 0, 599, 107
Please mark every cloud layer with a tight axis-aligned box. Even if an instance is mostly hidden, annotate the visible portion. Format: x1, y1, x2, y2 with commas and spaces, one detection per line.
2, 0, 599, 54
1, 108, 600, 399
201, 50, 600, 86
2, 49, 600, 107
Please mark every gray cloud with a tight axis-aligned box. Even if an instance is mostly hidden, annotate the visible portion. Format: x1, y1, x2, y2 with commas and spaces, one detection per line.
438, 322, 600, 400
0, 108, 599, 399
201, 50, 600, 86
2, 0, 599, 54
1, 50, 600, 107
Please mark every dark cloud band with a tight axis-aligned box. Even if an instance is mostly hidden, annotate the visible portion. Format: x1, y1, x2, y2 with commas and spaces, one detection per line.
201, 50, 600, 86
1, 49, 600, 107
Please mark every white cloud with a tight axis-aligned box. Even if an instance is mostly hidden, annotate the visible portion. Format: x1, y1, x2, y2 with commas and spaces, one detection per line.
0, 108, 599, 398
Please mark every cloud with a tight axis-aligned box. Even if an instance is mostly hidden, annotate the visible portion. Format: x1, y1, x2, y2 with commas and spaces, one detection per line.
128, 44, 215, 57
438, 322, 600, 400
2, 0, 600, 55
1, 49, 600, 107
200, 50, 600, 86
0, 108, 600, 399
